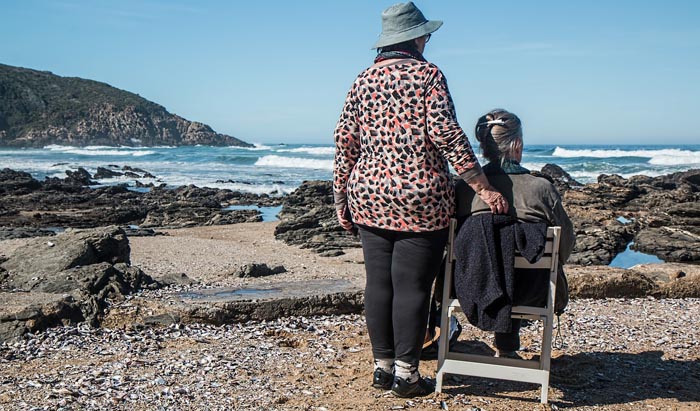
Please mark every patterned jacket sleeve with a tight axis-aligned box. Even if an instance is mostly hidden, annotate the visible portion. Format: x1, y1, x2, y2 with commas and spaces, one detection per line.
424, 67, 483, 182
333, 83, 361, 195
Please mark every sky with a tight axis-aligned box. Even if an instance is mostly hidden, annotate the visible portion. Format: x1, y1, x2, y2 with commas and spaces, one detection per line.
1, 0, 699, 145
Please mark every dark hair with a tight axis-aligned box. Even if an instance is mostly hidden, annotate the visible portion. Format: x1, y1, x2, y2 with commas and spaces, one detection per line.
378, 39, 420, 54
474, 109, 523, 164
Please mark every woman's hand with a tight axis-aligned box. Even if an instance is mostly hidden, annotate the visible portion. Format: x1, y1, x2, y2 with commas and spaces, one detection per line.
336, 205, 355, 233
477, 187, 509, 214
467, 173, 509, 214
334, 191, 357, 234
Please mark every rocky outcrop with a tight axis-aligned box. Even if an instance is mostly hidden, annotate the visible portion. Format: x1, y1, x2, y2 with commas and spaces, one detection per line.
0, 226, 158, 342
275, 168, 699, 264
0, 63, 252, 148
563, 169, 700, 264
102, 279, 365, 327
566, 264, 700, 299
235, 263, 287, 278
0, 168, 280, 237
274, 181, 360, 255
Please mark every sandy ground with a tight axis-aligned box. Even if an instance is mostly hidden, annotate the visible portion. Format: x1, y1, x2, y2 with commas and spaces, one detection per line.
128, 222, 367, 289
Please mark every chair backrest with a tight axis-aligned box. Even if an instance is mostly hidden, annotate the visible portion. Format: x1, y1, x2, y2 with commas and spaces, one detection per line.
511, 226, 561, 316
445, 220, 561, 310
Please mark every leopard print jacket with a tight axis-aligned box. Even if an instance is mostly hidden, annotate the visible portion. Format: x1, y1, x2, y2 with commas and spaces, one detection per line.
333, 59, 482, 232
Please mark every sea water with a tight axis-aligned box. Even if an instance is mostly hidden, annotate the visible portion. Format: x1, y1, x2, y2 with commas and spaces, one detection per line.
1, 143, 698, 196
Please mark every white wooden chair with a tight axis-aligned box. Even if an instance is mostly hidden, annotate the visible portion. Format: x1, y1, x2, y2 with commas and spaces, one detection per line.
435, 219, 561, 404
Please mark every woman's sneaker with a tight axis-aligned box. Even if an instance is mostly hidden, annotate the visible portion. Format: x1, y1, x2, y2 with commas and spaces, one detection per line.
494, 349, 522, 359
391, 376, 435, 398
372, 368, 393, 389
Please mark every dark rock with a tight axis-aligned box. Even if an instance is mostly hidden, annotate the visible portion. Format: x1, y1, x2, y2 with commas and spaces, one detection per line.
122, 165, 149, 174
559, 168, 699, 264
94, 167, 123, 179
671, 271, 686, 279
0, 167, 278, 230
0, 226, 157, 341
274, 181, 360, 254
65, 167, 95, 185
539, 163, 582, 192
1, 226, 131, 290
122, 226, 164, 237
0, 168, 41, 194
0, 226, 57, 240
0, 293, 83, 343
157, 272, 197, 286
236, 263, 287, 278
633, 227, 700, 262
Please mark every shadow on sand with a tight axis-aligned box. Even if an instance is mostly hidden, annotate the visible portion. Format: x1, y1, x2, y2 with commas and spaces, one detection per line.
439, 340, 700, 407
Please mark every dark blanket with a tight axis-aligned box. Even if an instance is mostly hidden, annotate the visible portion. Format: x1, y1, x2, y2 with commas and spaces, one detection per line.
454, 213, 547, 333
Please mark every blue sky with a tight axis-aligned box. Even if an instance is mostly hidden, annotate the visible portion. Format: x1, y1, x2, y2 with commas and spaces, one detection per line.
1, 0, 699, 145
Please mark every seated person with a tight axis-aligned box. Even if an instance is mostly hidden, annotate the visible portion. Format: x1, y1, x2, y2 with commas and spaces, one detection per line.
435, 109, 575, 359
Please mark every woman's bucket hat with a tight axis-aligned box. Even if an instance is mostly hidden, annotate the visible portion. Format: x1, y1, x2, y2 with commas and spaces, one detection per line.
373, 2, 443, 49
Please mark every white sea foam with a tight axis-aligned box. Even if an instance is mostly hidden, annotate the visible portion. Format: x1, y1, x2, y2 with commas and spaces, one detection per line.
161, 175, 293, 195
522, 162, 547, 171
238, 143, 274, 151
568, 169, 670, 182
254, 155, 333, 170
43, 145, 156, 156
648, 152, 700, 166
277, 146, 335, 156
552, 146, 700, 163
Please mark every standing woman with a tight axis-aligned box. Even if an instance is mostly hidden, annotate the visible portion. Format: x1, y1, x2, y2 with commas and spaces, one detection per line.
333, 2, 507, 398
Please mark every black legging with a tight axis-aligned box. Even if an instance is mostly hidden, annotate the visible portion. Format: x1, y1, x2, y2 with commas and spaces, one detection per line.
358, 224, 448, 366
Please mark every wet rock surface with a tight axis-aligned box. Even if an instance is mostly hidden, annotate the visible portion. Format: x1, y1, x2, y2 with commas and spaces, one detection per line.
0, 167, 281, 238
536, 166, 699, 264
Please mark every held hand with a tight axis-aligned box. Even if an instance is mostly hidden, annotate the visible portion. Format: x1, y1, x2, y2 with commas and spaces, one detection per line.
478, 187, 509, 215
467, 173, 509, 215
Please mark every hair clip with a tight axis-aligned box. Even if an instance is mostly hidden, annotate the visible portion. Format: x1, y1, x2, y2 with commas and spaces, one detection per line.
477, 119, 506, 127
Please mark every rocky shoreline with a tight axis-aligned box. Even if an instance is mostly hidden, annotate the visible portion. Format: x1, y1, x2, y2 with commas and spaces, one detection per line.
1, 164, 698, 263
1, 164, 699, 409
0, 164, 698, 341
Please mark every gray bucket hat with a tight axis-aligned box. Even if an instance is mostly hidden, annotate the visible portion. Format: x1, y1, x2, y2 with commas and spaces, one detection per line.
373, 2, 443, 49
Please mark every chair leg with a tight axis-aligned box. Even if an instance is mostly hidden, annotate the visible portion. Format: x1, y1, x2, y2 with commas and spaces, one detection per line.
540, 382, 549, 404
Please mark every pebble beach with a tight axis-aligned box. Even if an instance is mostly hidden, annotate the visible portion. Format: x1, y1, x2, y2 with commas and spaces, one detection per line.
1, 298, 699, 410
2, 222, 699, 410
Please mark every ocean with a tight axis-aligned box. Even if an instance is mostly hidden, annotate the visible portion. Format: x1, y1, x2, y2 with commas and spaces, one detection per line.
1, 144, 699, 196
